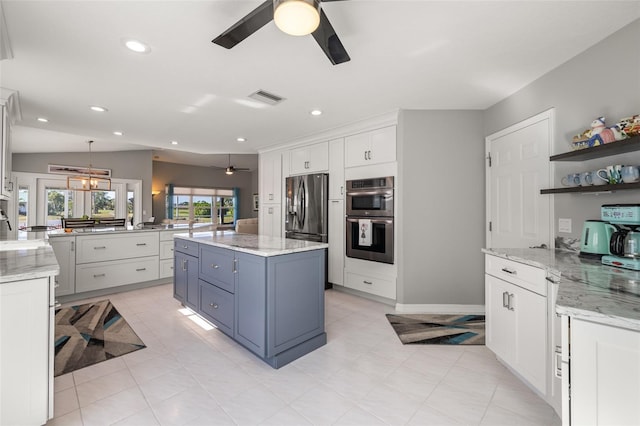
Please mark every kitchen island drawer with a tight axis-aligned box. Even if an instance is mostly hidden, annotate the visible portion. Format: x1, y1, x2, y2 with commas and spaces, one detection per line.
485, 255, 546, 296
76, 256, 159, 292
345, 271, 396, 299
199, 280, 234, 336
76, 232, 159, 264
174, 238, 199, 257
199, 245, 235, 293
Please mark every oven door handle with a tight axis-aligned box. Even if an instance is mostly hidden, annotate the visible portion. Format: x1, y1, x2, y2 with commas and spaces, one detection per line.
346, 190, 393, 197
346, 217, 393, 224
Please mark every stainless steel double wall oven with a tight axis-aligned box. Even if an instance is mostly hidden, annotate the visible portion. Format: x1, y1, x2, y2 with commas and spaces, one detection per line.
345, 176, 394, 264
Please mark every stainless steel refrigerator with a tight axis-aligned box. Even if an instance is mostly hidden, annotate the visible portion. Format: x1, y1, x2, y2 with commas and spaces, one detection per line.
285, 173, 328, 243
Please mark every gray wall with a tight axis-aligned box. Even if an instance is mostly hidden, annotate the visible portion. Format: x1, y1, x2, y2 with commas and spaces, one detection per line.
152, 161, 258, 222
484, 19, 640, 240
12, 150, 154, 221
397, 110, 485, 305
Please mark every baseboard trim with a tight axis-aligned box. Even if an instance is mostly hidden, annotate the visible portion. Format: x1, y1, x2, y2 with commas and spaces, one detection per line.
394, 303, 485, 314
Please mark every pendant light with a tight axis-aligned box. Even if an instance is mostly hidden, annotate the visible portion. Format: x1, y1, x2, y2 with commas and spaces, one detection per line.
274, 0, 320, 36
67, 140, 111, 191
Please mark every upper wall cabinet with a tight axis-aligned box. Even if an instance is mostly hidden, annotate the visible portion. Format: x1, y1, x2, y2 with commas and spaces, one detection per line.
259, 150, 282, 205
290, 142, 329, 175
345, 125, 396, 168
0, 103, 13, 200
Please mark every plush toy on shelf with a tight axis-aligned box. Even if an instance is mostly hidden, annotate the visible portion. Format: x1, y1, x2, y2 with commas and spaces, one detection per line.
619, 114, 640, 137
572, 116, 628, 149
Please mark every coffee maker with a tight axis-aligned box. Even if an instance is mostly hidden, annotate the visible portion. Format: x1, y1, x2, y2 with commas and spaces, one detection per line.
601, 204, 640, 270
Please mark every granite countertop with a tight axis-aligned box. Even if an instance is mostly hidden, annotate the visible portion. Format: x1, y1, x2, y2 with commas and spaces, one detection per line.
0, 240, 60, 284
47, 223, 215, 238
483, 248, 640, 331
176, 231, 328, 257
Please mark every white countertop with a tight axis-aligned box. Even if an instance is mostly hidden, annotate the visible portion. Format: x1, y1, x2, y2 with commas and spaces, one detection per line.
46, 223, 215, 238
0, 240, 60, 284
483, 248, 640, 331
175, 231, 328, 257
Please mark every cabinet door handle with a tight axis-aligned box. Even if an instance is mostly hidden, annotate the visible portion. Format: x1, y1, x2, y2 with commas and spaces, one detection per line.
363, 280, 373, 285
502, 291, 509, 308
54, 302, 62, 309
340, 185, 344, 195
508, 293, 515, 311
182, 259, 187, 271
94, 246, 107, 250
501, 267, 516, 275
363, 151, 367, 161
554, 346, 562, 378
136, 268, 146, 272
233, 258, 238, 273
71, 241, 74, 252
211, 264, 219, 269
136, 243, 147, 246
93, 273, 106, 278
367, 150, 372, 160
210, 303, 218, 309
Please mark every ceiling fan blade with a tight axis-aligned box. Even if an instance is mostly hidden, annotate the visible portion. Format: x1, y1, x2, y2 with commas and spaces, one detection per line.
212, 0, 274, 49
311, 8, 350, 65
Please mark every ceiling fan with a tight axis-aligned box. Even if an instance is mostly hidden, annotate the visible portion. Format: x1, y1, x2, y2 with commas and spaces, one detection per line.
212, 0, 350, 65
218, 154, 250, 175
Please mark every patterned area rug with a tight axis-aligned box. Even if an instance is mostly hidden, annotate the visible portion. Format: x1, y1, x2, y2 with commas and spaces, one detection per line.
386, 313, 485, 345
54, 299, 145, 376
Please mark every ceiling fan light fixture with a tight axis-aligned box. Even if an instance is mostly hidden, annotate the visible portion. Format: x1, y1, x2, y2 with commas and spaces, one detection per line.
225, 167, 234, 175
274, 0, 320, 36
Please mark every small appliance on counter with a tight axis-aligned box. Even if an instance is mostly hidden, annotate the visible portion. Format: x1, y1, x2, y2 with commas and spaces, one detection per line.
601, 204, 640, 270
579, 220, 615, 259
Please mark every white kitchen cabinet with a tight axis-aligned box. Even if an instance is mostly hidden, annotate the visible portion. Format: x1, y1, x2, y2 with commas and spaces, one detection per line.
50, 235, 76, 296
0, 276, 52, 426
289, 141, 329, 175
567, 318, 640, 426
328, 199, 344, 286
259, 204, 282, 238
75, 232, 159, 264
0, 102, 13, 199
485, 255, 547, 395
328, 138, 345, 200
345, 126, 396, 168
345, 270, 396, 299
259, 150, 283, 205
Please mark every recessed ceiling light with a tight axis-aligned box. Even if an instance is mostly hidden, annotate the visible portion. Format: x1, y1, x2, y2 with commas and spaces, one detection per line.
124, 39, 150, 54
37, 117, 49, 123
113, 131, 123, 136
90, 105, 108, 112
310, 109, 322, 116
236, 137, 246, 143
171, 140, 178, 145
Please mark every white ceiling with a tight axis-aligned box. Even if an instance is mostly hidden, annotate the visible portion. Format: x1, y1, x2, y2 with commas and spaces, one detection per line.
1, 0, 639, 169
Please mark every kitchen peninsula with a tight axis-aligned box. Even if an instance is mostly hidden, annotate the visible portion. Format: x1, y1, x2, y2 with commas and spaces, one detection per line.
173, 232, 328, 368
484, 247, 640, 426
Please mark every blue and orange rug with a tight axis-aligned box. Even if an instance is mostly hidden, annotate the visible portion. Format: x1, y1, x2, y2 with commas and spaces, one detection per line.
54, 300, 146, 376
386, 313, 485, 345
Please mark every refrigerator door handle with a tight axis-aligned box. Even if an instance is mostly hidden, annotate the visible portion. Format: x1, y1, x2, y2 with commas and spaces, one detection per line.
298, 179, 306, 228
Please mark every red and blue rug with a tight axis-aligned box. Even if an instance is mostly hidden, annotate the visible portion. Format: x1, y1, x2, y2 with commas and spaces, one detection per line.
386, 313, 485, 345
54, 299, 146, 376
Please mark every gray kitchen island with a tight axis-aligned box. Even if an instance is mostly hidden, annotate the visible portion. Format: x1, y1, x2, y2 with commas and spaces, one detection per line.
173, 231, 328, 368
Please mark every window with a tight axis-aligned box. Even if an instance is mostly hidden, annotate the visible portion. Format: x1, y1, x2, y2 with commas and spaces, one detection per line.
45, 186, 75, 228
90, 190, 116, 218
18, 186, 28, 230
169, 186, 236, 225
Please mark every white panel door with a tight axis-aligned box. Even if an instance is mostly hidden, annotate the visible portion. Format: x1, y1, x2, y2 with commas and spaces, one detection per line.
486, 110, 553, 248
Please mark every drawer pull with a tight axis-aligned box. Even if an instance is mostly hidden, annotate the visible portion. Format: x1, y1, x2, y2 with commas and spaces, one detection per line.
182, 245, 189, 249
501, 267, 516, 275
210, 303, 219, 309
136, 268, 146, 272
363, 280, 373, 285
136, 243, 147, 246
211, 264, 219, 269
94, 246, 107, 250
93, 273, 106, 278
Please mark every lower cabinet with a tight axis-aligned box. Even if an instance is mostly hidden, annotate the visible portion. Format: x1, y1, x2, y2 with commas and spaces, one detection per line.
75, 256, 159, 293
50, 236, 76, 296
567, 318, 640, 426
0, 276, 52, 426
259, 203, 282, 238
328, 199, 344, 286
173, 237, 327, 368
174, 250, 198, 310
485, 254, 548, 396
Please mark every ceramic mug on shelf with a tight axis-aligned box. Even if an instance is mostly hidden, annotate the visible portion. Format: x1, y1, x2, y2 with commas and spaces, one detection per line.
561, 173, 581, 187
621, 165, 640, 183
592, 169, 608, 185
597, 165, 623, 184
579, 171, 593, 186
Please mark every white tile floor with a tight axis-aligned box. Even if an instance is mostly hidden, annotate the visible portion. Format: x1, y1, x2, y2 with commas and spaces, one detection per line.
48, 284, 561, 426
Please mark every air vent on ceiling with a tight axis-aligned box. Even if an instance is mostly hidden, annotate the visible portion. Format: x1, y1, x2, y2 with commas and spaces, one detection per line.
248, 90, 285, 106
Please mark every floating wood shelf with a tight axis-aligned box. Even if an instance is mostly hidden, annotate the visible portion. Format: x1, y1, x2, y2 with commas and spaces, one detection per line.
540, 182, 640, 195
550, 135, 640, 162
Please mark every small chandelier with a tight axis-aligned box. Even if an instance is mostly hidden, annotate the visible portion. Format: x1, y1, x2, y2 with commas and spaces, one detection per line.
67, 140, 111, 191
274, 0, 320, 36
